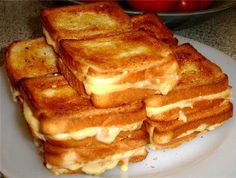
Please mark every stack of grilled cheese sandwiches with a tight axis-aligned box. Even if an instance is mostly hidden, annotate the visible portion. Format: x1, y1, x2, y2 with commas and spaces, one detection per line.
4, 2, 233, 176
145, 44, 232, 150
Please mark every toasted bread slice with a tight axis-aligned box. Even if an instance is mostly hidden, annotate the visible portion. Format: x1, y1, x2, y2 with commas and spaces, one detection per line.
59, 31, 179, 107
131, 13, 177, 46
145, 43, 231, 121
144, 43, 233, 149
41, 2, 132, 51
44, 129, 148, 175
5, 38, 58, 100
146, 101, 233, 149
20, 75, 146, 144
149, 132, 200, 150
59, 31, 176, 73
45, 125, 148, 147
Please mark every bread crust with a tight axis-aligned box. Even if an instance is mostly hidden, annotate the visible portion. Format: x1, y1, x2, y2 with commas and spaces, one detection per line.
5, 38, 58, 89
131, 13, 178, 46
146, 102, 233, 147
19, 75, 147, 135
41, 2, 132, 51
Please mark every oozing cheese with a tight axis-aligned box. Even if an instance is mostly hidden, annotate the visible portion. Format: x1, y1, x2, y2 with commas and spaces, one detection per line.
46, 146, 146, 175
178, 110, 187, 123
43, 27, 57, 51
84, 74, 178, 95
49, 121, 142, 144
86, 71, 129, 85
23, 101, 143, 143
23, 102, 40, 132
146, 88, 232, 118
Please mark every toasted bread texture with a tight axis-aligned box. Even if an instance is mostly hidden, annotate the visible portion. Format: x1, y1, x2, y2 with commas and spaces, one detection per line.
144, 44, 233, 149
131, 13, 177, 46
59, 30, 176, 73
145, 43, 231, 120
41, 2, 132, 51
58, 31, 179, 107
5, 37, 58, 88
20, 75, 146, 143
44, 130, 148, 175
146, 101, 233, 149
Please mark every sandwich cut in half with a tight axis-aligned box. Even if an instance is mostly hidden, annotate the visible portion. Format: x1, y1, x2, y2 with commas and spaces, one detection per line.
19, 75, 149, 175
4, 36, 149, 175
4, 37, 58, 101
41, 2, 132, 52
58, 30, 179, 108
20, 75, 146, 145
145, 43, 233, 150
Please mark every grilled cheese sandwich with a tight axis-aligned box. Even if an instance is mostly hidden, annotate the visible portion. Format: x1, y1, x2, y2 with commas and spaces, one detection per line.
46, 146, 146, 175
41, 2, 132, 51
5, 38, 58, 100
44, 129, 148, 175
145, 43, 233, 149
59, 31, 179, 107
20, 75, 146, 144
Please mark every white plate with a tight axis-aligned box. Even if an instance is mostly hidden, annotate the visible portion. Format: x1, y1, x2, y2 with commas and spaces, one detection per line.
1, 36, 236, 178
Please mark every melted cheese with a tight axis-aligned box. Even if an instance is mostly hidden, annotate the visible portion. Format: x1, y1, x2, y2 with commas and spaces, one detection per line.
43, 27, 57, 51
49, 121, 142, 144
23, 101, 142, 143
46, 146, 146, 175
178, 110, 187, 123
10, 87, 20, 102
86, 71, 129, 85
149, 122, 223, 150
84, 74, 178, 95
23, 102, 40, 132
146, 88, 232, 118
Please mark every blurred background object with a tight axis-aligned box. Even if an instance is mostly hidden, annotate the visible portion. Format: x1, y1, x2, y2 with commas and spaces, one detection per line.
0, 0, 235, 66
65, 0, 235, 29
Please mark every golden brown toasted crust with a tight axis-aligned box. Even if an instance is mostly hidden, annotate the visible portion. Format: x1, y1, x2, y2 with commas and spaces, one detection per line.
46, 129, 148, 148
20, 75, 90, 118
144, 44, 233, 148
41, 2, 132, 50
60, 53, 177, 83
131, 13, 178, 46
4, 38, 58, 89
145, 43, 229, 108
146, 75, 228, 108
175, 43, 225, 88
151, 99, 225, 121
58, 58, 87, 96
147, 101, 232, 132
150, 132, 200, 150
58, 55, 178, 108
90, 88, 156, 108
44, 130, 149, 166
19, 75, 146, 135
46, 153, 147, 175
40, 104, 145, 135
146, 102, 233, 146
59, 30, 176, 73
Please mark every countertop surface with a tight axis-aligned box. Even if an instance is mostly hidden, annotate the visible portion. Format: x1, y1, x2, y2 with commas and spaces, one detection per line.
0, 1, 235, 177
